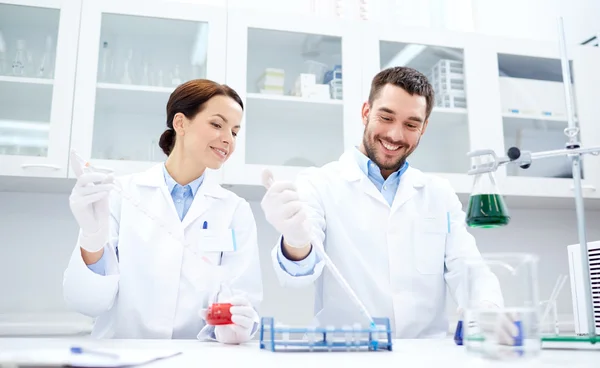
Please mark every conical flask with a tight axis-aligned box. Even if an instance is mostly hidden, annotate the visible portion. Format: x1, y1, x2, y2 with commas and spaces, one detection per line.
466, 156, 510, 228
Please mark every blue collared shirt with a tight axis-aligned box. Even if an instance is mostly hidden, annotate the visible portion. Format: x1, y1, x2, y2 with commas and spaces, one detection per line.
87, 165, 205, 275
276, 147, 409, 276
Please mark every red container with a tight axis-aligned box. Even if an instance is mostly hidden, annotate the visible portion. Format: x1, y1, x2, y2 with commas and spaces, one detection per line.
206, 303, 233, 325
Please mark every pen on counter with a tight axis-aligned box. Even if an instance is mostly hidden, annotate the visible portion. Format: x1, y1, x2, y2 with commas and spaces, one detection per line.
70, 346, 120, 359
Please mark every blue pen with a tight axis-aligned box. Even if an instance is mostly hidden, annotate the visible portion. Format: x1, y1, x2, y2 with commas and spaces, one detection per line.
203, 221, 208, 229
70, 346, 120, 359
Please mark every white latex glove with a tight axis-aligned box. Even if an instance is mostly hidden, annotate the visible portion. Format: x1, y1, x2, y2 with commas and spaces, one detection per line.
69, 171, 114, 252
260, 169, 311, 248
199, 295, 259, 345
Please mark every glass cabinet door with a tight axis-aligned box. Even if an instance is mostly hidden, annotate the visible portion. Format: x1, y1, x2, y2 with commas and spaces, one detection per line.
222, 9, 363, 186
362, 27, 476, 191
69, 0, 226, 177
0, 0, 80, 178
488, 38, 600, 199
497, 53, 579, 180
378, 40, 470, 174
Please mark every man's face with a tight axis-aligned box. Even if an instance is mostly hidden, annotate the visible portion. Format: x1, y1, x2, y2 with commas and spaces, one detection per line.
360, 83, 428, 177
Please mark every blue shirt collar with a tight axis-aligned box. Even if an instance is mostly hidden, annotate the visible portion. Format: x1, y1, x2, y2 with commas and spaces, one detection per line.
162, 164, 204, 197
352, 146, 409, 181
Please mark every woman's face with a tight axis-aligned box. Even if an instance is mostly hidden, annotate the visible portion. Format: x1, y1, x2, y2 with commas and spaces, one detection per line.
174, 95, 243, 170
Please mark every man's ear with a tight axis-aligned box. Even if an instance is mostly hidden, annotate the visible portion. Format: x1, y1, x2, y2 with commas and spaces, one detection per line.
361, 102, 370, 126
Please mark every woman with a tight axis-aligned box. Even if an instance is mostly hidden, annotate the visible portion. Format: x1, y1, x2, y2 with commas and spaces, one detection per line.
63, 79, 262, 344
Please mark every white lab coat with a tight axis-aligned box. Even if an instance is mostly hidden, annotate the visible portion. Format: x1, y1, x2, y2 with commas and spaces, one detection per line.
63, 163, 262, 339
271, 151, 502, 338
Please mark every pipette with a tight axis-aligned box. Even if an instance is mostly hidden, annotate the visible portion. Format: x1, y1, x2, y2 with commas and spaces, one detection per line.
261, 169, 376, 328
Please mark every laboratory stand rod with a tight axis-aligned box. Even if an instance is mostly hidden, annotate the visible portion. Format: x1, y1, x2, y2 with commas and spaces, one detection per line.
557, 16, 596, 337
531, 147, 600, 160
557, 17, 578, 142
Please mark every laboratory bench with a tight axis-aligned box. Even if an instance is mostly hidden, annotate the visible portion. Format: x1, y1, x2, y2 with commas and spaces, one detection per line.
0, 337, 598, 367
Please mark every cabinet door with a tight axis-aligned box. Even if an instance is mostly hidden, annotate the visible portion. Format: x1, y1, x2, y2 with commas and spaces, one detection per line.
0, 0, 80, 178
489, 38, 600, 199
69, 0, 226, 178
222, 9, 364, 186
361, 25, 478, 193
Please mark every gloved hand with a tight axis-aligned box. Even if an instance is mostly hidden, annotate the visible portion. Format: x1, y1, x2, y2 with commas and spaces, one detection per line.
260, 169, 311, 248
69, 171, 114, 252
458, 301, 520, 346
481, 301, 520, 346
200, 295, 259, 345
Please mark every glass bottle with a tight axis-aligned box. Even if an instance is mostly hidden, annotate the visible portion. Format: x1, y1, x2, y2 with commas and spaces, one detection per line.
38, 35, 54, 78
466, 156, 510, 228
12, 39, 26, 76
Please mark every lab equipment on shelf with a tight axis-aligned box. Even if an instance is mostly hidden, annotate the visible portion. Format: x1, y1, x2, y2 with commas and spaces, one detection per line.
11, 39, 25, 77
258, 68, 285, 95
427, 59, 466, 109
291, 73, 330, 99
259, 317, 392, 352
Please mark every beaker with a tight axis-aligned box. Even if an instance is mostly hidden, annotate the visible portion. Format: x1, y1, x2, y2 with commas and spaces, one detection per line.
462, 253, 541, 361
466, 155, 510, 228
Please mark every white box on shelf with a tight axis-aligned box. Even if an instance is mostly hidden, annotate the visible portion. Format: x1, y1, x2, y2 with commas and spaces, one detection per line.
428, 59, 465, 97
435, 92, 466, 109
292, 73, 316, 97
499, 77, 574, 118
258, 68, 285, 93
330, 79, 342, 100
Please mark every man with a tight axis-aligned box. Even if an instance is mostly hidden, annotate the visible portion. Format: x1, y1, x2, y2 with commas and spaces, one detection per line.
260, 66, 506, 339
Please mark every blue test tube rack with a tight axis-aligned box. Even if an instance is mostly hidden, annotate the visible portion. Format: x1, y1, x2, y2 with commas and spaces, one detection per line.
259, 317, 393, 352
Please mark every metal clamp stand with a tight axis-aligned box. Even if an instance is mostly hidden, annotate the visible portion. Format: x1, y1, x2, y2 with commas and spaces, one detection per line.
467, 17, 600, 339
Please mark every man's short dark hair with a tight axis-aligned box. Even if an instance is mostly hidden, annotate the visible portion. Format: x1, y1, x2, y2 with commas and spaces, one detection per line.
368, 66, 435, 120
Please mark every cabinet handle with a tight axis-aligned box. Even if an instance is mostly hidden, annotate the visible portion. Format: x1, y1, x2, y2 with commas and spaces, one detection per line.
570, 184, 597, 191
21, 164, 61, 170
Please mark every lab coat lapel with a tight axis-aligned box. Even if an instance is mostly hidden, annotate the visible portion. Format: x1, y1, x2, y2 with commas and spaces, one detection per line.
390, 167, 426, 214
133, 163, 183, 237
181, 170, 227, 229
338, 151, 388, 207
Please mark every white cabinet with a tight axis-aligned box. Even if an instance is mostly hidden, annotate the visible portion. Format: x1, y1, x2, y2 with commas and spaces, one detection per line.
0, 0, 81, 178
0, 0, 598, 205
68, 0, 227, 177
221, 9, 364, 186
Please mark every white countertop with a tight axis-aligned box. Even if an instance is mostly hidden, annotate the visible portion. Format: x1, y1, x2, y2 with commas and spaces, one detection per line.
0, 313, 93, 337
0, 337, 598, 367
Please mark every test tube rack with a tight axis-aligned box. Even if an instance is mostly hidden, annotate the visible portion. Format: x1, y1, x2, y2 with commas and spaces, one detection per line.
259, 317, 393, 352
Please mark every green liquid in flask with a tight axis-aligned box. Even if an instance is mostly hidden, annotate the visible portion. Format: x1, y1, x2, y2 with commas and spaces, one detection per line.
466, 194, 510, 228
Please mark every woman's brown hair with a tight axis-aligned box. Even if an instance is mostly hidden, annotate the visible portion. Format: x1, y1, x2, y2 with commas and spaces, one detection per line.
158, 79, 243, 156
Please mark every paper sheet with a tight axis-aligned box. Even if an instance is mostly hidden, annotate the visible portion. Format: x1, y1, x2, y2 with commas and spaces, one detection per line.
0, 347, 182, 367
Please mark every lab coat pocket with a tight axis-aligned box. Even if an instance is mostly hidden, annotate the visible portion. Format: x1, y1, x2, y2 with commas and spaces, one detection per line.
414, 214, 448, 275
